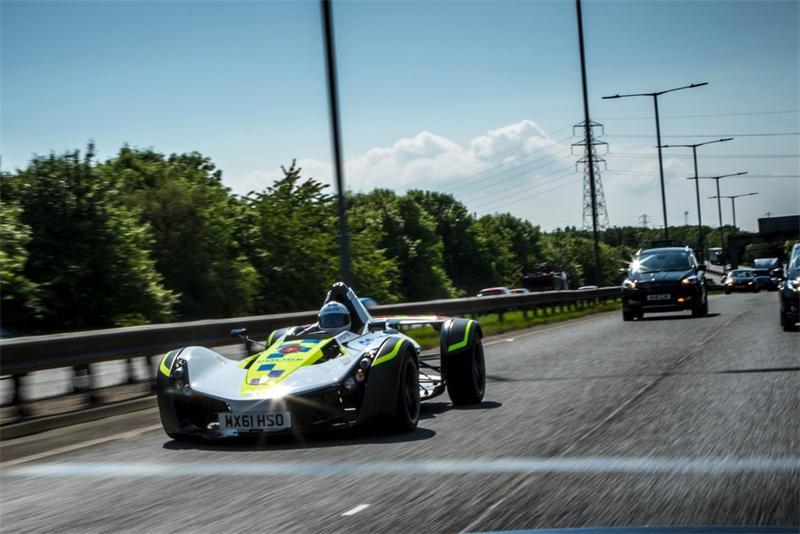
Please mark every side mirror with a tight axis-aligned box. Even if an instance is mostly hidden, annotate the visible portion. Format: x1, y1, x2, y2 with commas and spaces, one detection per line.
230, 327, 247, 338
618, 267, 628, 274
696, 263, 707, 271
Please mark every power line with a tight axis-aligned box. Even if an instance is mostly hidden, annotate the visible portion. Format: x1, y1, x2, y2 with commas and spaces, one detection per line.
472, 173, 583, 213
456, 154, 571, 201
608, 153, 799, 159
606, 132, 800, 138
597, 109, 800, 121
459, 162, 576, 207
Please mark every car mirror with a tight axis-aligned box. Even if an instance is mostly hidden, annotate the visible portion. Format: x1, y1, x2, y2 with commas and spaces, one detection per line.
230, 327, 247, 338
618, 267, 628, 274
696, 263, 707, 271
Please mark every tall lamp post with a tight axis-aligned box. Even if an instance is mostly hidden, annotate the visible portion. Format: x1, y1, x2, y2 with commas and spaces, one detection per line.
661, 137, 734, 261
710, 192, 758, 229
602, 82, 708, 241
696, 171, 749, 254
321, 0, 352, 284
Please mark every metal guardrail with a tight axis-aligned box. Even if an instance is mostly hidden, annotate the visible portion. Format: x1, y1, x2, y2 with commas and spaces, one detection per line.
0, 287, 618, 416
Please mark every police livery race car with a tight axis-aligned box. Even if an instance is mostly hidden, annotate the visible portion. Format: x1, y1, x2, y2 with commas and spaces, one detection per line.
156, 282, 485, 440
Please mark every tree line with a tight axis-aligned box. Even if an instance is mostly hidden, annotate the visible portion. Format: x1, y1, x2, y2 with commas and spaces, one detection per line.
0, 143, 742, 335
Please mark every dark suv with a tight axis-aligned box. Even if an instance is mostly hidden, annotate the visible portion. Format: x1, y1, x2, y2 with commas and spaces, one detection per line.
621, 247, 708, 321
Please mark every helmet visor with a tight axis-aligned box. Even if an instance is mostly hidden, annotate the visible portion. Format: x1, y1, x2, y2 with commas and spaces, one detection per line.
320, 312, 350, 329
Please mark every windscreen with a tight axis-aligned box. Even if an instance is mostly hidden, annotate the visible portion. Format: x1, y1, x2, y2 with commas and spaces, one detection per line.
631, 253, 692, 273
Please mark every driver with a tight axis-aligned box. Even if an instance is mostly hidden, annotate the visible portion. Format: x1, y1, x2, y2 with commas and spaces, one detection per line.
317, 301, 351, 335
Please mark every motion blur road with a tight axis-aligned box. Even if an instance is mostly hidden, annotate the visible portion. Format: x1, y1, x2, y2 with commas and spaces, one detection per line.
2, 292, 798, 532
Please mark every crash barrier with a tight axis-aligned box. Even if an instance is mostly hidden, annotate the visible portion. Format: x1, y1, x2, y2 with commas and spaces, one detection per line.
0, 287, 619, 418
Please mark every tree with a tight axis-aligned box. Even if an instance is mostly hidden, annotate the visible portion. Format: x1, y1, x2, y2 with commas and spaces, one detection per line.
2, 144, 176, 333
102, 147, 259, 320
0, 196, 41, 332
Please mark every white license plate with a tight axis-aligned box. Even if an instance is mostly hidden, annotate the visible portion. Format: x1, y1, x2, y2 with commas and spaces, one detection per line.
647, 293, 671, 301
218, 411, 291, 432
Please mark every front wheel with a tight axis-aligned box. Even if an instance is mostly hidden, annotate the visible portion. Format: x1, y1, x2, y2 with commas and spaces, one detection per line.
622, 310, 635, 321
447, 340, 486, 405
391, 352, 420, 432
692, 296, 708, 317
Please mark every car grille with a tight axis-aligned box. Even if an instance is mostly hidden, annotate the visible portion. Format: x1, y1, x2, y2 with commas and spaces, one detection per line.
638, 281, 676, 290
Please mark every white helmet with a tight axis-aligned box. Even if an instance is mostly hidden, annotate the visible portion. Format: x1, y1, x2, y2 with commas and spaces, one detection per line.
318, 301, 351, 334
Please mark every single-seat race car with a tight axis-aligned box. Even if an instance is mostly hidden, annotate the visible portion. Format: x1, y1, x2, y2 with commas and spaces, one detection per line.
156, 283, 485, 440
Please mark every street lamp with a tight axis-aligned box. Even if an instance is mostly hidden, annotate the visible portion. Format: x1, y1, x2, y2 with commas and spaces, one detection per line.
696, 171, 749, 252
709, 192, 758, 229
662, 137, 734, 261
603, 82, 709, 241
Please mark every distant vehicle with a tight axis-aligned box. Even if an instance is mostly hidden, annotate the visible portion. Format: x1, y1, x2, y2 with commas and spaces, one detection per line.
779, 244, 799, 331
522, 263, 568, 292
477, 287, 511, 297
358, 297, 378, 309
753, 257, 782, 287
156, 282, 486, 440
621, 246, 708, 321
751, 268, 779, 291
509, 288, 530, 294
722, 269, 758, 294
707, 247, 725, 266
578, 285, 598, 290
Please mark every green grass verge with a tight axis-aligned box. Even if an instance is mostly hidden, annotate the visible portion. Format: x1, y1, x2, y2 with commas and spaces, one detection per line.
402, 298, 622, 350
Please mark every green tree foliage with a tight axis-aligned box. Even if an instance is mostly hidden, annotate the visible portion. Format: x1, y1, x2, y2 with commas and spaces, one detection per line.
2, 145, 176, 333
0, 197, 41, 331
351, 189, 455, 301
243, 162, 339, 312
100, 147, 258, 320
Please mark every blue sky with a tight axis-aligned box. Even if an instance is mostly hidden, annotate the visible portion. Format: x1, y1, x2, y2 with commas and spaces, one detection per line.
2, 0, 798, 231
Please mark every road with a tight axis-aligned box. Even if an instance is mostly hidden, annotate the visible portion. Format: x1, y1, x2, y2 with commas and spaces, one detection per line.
2, 292, 798, 532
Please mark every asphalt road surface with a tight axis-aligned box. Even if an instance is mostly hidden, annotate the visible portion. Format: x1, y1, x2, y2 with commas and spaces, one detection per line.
2, 293, 798, 533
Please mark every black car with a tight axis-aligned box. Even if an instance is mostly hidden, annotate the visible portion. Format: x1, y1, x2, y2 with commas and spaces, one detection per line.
722, 269, 759, 294
621, 247, 708, 321
779, 245, 799, 331
752, 268, 780, 291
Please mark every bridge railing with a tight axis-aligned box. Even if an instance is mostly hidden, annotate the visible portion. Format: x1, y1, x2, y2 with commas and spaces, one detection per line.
0, 287, 619, 416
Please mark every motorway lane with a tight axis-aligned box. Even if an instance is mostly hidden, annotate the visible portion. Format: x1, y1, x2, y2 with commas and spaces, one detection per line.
1, 293, 798, 532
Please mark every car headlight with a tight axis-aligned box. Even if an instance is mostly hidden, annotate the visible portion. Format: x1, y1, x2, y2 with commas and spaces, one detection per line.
681, 275, 699, 286
622, 279, 637, 289
786, 278, 800, 292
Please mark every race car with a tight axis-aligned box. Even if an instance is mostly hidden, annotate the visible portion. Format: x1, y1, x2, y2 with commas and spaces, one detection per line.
156, 282, 485, 440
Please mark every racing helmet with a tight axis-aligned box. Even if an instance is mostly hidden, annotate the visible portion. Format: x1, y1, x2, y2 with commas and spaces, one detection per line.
318, 301, 351, 334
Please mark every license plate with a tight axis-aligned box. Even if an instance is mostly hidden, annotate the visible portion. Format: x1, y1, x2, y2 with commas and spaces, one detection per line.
218, 411, 291, 432
647, 293, 671, 301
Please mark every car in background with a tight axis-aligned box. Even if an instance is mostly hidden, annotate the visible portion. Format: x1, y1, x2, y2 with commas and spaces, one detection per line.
751, 268, 779, 291
754, 257, 783, 281
358, 297, 379, 309
621, 246, 708, 321
779, 244, 800, 331
477, 287, 511, 297
578, 285, 598, 290
509, 288, 530, 294
722, 269, 758, 294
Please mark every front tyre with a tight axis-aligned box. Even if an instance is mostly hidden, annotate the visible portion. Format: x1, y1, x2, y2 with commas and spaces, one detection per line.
622, 310, 635, 321
692, 296, 708, 317
447, 340, 486, 405
391, 352, 420, 432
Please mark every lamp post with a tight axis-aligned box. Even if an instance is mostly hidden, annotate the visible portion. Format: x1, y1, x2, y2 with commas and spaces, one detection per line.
696, 171, 749, 253
603, 82, 708, 241
661, 137, 734, 261
709, 192, 758, 229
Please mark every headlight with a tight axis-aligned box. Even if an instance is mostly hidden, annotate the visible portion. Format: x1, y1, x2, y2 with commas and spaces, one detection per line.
622, 279, 637, 289
681, 275, 699, 286
787, 278, 800, 292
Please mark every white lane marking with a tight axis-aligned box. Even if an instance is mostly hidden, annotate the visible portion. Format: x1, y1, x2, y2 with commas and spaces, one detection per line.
6, 456, 800, 478
459, 497, 505, 533
1, 424, 162, 468
341, 504, 370, 516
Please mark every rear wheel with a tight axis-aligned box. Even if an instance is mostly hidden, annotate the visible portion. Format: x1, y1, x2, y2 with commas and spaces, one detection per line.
447, 340, 486, 405
391, 352, 420, 432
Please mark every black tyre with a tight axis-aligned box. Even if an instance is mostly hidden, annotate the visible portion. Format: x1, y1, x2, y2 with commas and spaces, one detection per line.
622, 310, 635, 321
692, 296, 709, 317
447, 340, 486, 405
753, 286, 760, 293
725, 288, 731, 295
391, 352, 420, 432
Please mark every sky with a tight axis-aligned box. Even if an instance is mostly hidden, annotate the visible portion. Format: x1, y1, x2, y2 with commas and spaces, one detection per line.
2, 0, 798, 232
